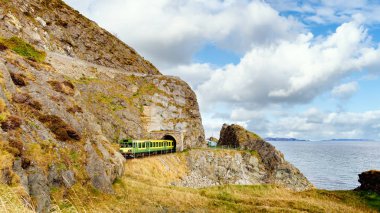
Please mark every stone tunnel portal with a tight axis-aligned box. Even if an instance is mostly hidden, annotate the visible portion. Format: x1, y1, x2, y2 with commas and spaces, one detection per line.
149, 131, 183, 152
162, 135, 176, 152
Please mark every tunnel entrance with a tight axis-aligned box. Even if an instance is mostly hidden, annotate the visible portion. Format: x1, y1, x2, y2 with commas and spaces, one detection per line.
162, 135, 176, 152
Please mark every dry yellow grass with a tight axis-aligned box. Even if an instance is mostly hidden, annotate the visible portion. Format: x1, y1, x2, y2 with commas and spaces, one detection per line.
0, 185, 34, 213
53, 152, 378, 212
1, 151, 379, 212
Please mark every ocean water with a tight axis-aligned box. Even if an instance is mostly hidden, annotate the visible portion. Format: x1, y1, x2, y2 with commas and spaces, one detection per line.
269, 141, 380, 190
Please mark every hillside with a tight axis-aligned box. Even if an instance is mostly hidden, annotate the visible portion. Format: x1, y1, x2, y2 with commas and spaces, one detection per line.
0, 0, 158, 74
0, 0, 205, 211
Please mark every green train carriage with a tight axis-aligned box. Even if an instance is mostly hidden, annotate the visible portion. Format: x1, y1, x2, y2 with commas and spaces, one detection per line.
119, 139, 174, 157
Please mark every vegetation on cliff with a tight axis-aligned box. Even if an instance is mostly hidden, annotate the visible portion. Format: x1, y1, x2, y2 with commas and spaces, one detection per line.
0, 37, 46, 62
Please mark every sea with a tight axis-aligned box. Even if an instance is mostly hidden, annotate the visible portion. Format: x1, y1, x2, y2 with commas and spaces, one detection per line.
269, 140, 380, 190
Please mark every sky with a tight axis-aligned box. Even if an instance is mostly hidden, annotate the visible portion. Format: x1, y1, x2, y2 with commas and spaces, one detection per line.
64, 0, 380, 140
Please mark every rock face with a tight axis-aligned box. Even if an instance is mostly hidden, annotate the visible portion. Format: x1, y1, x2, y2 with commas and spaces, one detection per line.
0, 0, 159, 74
214, 124, 313, 191
0, 0, 205, 212
177, 150, 266, 188
357, 170, 380, 194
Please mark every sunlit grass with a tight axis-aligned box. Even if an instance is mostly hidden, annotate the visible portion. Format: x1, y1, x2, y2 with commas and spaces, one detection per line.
0, 37, 46, 62
1, 151, 379, 212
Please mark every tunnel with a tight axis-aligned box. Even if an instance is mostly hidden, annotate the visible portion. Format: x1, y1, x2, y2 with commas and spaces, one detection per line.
162, 135, 176, 152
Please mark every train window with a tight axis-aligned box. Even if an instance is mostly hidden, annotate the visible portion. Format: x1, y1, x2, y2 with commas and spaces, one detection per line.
142, 143, 145, 148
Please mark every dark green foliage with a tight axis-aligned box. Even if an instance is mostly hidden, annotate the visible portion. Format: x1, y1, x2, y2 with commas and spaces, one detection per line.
359, 191, 380, 211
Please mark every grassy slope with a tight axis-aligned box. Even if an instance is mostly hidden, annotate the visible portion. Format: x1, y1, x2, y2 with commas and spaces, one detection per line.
1, 150, 379, 212
56, 150, 379, 212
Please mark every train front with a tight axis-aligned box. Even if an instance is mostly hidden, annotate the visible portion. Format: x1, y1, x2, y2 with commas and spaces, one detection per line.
119, 139, 133, 157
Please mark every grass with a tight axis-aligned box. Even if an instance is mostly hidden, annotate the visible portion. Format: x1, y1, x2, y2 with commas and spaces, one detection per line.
0, 185, 34, 213
48, 151, 379, 212
94, 93, 127, 111
0, 37, 46, 62
1, 150, 378, 212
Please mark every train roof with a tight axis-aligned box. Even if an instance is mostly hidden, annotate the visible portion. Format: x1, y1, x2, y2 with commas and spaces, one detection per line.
121, 139, 173, 143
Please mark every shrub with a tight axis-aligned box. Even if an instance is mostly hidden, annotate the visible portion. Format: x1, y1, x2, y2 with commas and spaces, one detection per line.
38, 115, 80, 141
12, 93, 42, 110
12, 93, 30, 103
1, 115, 22, 131
8, 140, 23, 157
67, 105, 83, 114
28, 100, 42, 111
0, 37, 46, 62
48, 80, 75, 95
0, 43, 7, 51
10, 73, 27, 87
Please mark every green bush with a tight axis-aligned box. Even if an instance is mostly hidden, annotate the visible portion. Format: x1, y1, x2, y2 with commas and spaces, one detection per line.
0, 37, 46, 62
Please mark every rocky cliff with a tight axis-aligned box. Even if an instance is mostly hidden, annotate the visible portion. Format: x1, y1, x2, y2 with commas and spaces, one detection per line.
0, 0, 204, 211
0, 0, 158, 74
215, 124, 313, 191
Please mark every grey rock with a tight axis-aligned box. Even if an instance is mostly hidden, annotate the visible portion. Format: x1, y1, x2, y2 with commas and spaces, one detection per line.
35, 17, 46, 27
27, 167, 51, 213
218, 124, 314, 191
61, 170, 76, 188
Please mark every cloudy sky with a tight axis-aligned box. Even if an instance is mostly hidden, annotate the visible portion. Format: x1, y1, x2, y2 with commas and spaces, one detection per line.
64, 0, 380, 140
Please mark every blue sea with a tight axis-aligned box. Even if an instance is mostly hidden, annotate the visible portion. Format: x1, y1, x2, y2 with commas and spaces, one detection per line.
269, 141, 380, 190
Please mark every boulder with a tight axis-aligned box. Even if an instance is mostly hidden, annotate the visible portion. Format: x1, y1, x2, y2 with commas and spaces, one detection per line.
218, 124, 313, 191
357, 170, 380, 194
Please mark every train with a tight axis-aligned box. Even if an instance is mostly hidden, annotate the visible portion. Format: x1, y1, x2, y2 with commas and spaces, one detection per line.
119, 139, 175, 158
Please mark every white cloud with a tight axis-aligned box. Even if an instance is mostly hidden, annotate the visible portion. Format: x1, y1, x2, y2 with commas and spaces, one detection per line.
64, 0, 302, 69
197, 19, 380, 107
249, 108, 380, 140
230, 108, 263, 121
204, 107, 380, 140
331, 81, 358, 99
165, 63, 216, 88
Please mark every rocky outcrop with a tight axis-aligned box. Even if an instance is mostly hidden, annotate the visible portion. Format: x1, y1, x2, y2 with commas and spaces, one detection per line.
177, 150, 266, 188
356, 170, 380, 194
0, 0, 159, 74
214, 124, 313, 191
174, 149, 312, 191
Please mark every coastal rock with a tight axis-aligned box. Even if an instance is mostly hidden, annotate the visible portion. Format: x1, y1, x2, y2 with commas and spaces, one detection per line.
217, 124, 313, 191
177, 150, 266, 188
357, 170, 380, 194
